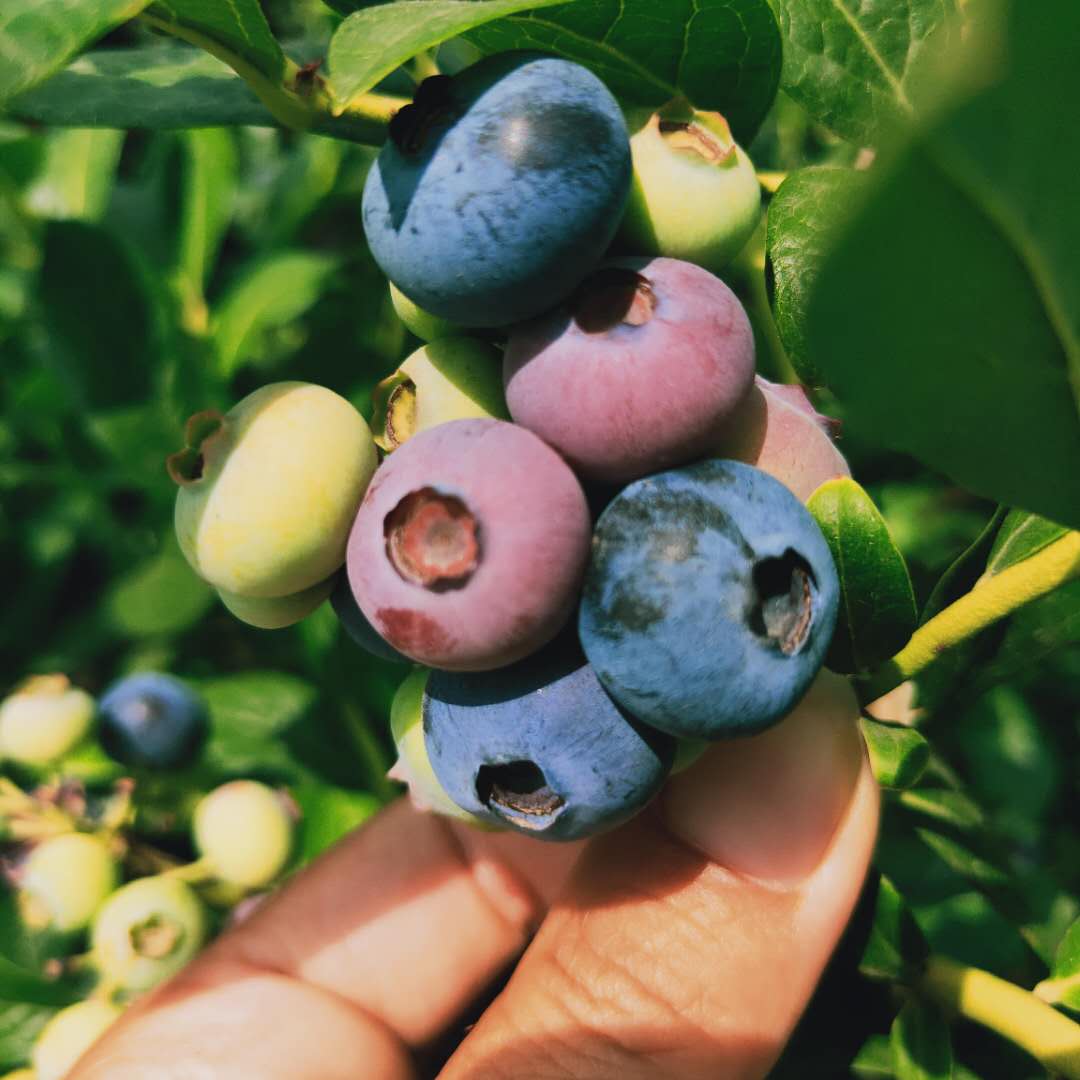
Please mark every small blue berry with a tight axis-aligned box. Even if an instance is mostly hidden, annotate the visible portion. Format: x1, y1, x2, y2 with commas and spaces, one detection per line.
423, 633, 674, 841
98, 672, 209, 769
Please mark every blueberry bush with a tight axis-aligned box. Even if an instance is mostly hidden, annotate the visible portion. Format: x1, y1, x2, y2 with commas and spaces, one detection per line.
0, 0, 1078, 1076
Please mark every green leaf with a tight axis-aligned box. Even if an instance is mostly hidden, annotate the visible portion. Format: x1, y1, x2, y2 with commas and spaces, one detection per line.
466, 0, 782, 142
807, 476, 917, 673
200, 671, 318, 777
774, 0, 960, 144
212, 251, 340, 377
920, 507, 1007, 624
38, 220, 157, 412
984, 510, 1070, 577
0, 955, 80, 1008
860, 715, 930, 790
328, 0, 567, 111
201, 671, 317, 741
293, 782, 381, 864
890, 998, 953, 1080
23, 128, 124, 222
1040, 917, 1080, 1011
10, 45, 274, 129
0, 1000, 57, 1071
105, 536, 214, 637
803, 0, 1080, 529
900, 789, 985, 833
766, 166, 866, 386
174, 128, 237, 295
146, 0, 286, 82
0, 0, 151, 106
852, 1034, 896, 1078
860, 875, 929, 982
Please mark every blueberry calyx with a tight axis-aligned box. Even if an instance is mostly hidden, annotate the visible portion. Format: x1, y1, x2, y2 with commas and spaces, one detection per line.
166, 410, 225, 487
389, 74, 458, 155
384, 487, 480, 588
129, 913, 185, 960
573, 267, 657, 334
475, 760, 565, 829
752, 550, 816, 655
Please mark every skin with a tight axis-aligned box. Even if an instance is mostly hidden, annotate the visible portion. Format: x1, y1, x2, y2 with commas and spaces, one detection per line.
71, 670, 878, 1080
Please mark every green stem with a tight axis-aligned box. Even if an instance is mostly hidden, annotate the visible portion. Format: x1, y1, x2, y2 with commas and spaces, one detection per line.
860, 530, 1080, 702
139, 12, 404, 145
921, 956, 1080, 1077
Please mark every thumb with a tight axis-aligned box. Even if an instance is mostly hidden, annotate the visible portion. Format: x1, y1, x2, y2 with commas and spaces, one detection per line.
440, 670, 879, 1080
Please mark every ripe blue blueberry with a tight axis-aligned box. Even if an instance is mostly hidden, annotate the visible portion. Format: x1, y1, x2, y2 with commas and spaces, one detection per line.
362, 52, 632, 327
423, 633, 675, 841
579, 460, 840, 739
330, 573, 410, 664
98, 672, 209, 770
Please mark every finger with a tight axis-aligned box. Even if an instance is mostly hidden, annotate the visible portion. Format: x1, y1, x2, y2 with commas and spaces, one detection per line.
440, 670, 879, 1080
74, 797, 584, 1080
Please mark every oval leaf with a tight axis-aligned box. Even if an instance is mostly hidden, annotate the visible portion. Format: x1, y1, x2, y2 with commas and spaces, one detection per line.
890, 998, 953, 1080
0, 0, 150, 106
985, 510, 1070, 577
803, 0, 1080, 528
466, 0, 781, 142
1039, 917, 1080, 1011
775, 0, 960, 144
860, 715, 930, 790
859, 875, 929, 983
146, 0, 286, 81
327, 0, 569, 110
808, 476, 917, 673
10, 45, 275, 129
767, 166, 867, 387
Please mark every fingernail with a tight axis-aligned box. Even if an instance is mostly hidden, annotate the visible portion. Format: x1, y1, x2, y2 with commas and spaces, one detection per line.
662, 670, 865, 884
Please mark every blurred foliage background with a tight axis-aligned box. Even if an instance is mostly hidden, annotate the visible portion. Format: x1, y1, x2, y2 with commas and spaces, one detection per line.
0, 0, 1078, 1076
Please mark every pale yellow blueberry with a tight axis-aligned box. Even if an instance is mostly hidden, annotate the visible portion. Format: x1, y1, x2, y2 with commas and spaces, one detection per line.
389, 281, 460, 341
371, 337, 508, 452
388, 668, 488, 826
171, 382, 378, 599
194, 780, 295, 889
619, 101, 761, 274
217, 574, 336, 630
32, 1000, 121, 1080
91, 875, 208, 994
20, 833, 118, 933
0, 675, 94, 766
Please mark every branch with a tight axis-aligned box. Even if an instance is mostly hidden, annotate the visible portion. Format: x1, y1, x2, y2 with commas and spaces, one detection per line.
859, 530, 1080, 701
921, 956, 1080, 1078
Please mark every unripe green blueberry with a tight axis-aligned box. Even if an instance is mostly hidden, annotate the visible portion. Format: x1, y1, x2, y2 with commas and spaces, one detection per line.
170, 383, 378, 600
193, 781, 294, 889
32, 999, 121, 1080
388, 668, 486, 825
0, 675, 94, 766
619, 102, 760, 274
217, 573, 336, 630
20, 833, 118, 934
370, 338, 508, 453
388, 281, 460, 342
91, 875, 208, 994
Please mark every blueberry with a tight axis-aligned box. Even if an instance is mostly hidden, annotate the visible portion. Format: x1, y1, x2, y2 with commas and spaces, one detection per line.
0, 674, 94, 766
98, 673, 208, 770
504, 256, 755, 484
423, 633, 675, 841
362, 52, 631, 327
579, 459, 840, 739
32, 1000, 121, 1080
330, 573, 410, 664
347, 419, 591, 671
91, 875, 208, 993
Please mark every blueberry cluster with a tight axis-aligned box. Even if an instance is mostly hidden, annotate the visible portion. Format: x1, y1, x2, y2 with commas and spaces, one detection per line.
0, 673, 298, 1078
171, 51, 851, 844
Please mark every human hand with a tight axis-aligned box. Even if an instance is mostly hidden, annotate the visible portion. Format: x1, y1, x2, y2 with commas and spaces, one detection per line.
71, 671, 877, 1080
